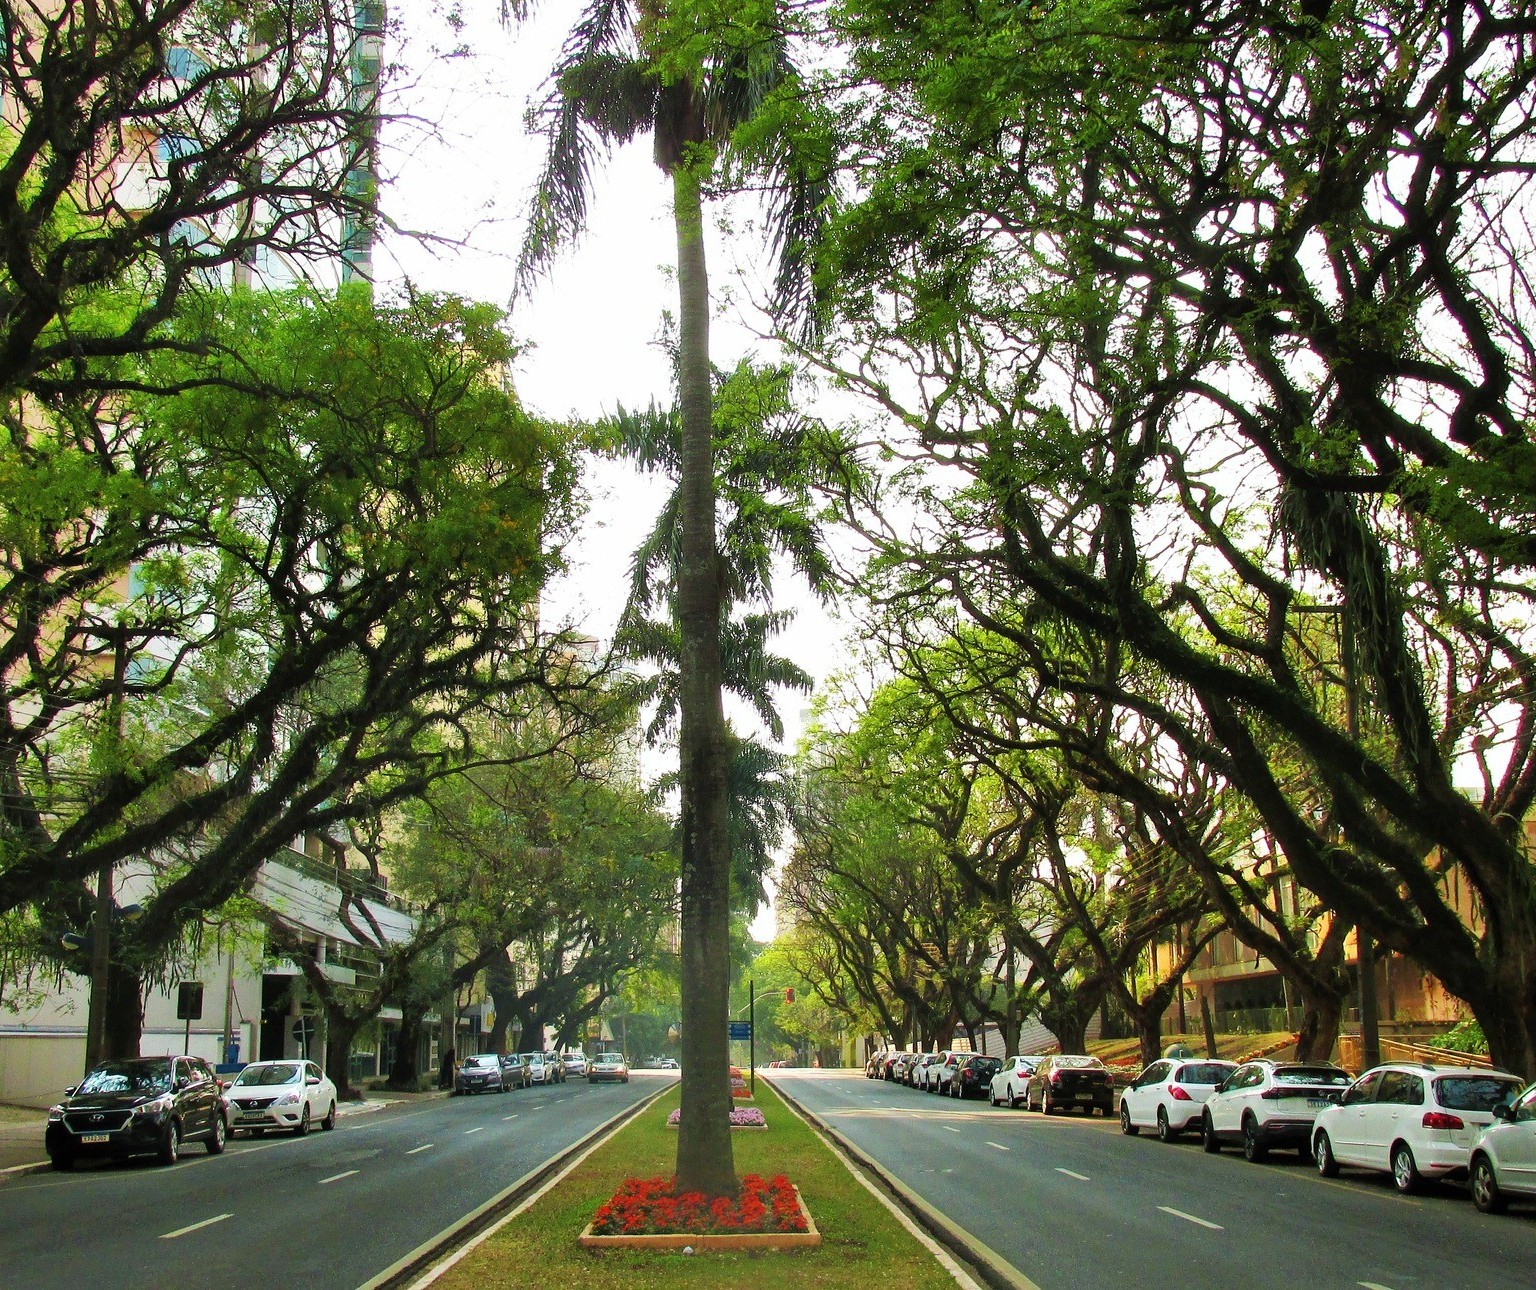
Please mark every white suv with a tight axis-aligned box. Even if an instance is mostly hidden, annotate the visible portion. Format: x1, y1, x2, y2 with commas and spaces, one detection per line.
1201, 1060, 1352, 1161
1312, 1062, 1525, 1192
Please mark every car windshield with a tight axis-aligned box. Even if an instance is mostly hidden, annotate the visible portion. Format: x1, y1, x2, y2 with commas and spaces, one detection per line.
595, 1054, 622, 1065
1274, 1067, 1352, 1086
76, 1060, 173, 1095
232, 1063, 303, 1087
1435, 1075, 1523, 1111
1176, 1064, 1235, 1084
464, 1055, 498, 1069
1054, 1056, 1104, 1070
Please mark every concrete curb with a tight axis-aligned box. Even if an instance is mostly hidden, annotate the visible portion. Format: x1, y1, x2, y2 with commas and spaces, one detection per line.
764, 1075, 1042, 1290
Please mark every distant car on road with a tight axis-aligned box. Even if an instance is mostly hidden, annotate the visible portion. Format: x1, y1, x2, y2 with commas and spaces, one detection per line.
561, 1052, 588, 1078
225, 1059, 339, 1136
656, 1057, 679, 1069
589, 1052, 629, 1083
989, 1054, 1045, 1108
47, 1055, 228, 1169
522, 1052, 558, 1085
1120, 1058, 1237, 1142
1025, 1054, 1114, 1115
455, 1053, 509, 1095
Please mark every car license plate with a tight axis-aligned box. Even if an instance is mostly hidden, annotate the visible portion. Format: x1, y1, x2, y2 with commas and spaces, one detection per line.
79, 1134, 109, 1144
1307, 1098, 1330, 1108
238, 1111, 265, 1120
1075, 1092, 1094, 1100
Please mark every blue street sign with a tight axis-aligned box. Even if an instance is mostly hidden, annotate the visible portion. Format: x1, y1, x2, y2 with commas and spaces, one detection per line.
728, 1021, 752, 1040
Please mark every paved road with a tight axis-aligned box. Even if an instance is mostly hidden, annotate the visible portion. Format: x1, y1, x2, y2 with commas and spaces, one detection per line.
768, 1069, 1536, 1290
0, 1074, 667, 1289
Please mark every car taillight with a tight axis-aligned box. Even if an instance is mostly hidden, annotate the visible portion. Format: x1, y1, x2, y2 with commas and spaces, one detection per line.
1422, 1111, 1464, 1130
1050, 1072, 1063, 1085
1168, 1085, 1191, 1101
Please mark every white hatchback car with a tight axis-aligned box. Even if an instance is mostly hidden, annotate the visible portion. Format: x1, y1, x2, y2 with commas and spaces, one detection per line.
1202, 1060, 1353, 1161
224, 1059, 338, 1137
988, 1055, 1045, 1108
1469, 1080, 1536, 1213
1312, 1062, 1525, 1192
1120, 1058, 1236, 1142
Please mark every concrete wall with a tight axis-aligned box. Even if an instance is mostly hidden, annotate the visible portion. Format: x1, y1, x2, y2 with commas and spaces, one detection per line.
0, 1033, 83, 1108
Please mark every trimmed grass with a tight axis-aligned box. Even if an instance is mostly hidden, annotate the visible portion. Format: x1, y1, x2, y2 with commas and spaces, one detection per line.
430, 1078, 945, 1287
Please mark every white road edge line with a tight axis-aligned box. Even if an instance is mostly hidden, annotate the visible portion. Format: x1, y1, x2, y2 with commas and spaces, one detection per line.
160, 1213, 232, 1240
406, 1144, 434, 1155
1055, 1168, 1090, 1181
319, 1170, 359, 1185
465, 1126, 485, 1135
985, 1142, 1010, 1151
1158, 1205, 1224, 1231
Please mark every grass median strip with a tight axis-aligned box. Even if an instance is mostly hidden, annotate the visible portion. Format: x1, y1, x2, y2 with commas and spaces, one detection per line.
426, 1078, 948, 1287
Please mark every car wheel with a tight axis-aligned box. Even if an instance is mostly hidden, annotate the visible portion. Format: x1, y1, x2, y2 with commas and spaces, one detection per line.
1470, 1155, 1507, 1214
1009, 1087, 1021, 1109
1242, 1114, 1267, 1162
206, 1112, 227, 1155
1391, 1142, 1421, 1194
321, 1101, 336, 1131
49, 1151, 74, 1171
294, 1103, 310, 1136
1158, 1107, 1180, 1143
1315, 1130, 1339, 1177
159, 1119, 181, 1165
1202, 1113, 1220, 1154
1042, 1088, 1054, 1114
1120, 1104, 1139, 1136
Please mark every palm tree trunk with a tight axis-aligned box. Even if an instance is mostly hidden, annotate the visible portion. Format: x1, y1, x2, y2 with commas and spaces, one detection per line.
671, 159, 736, 1196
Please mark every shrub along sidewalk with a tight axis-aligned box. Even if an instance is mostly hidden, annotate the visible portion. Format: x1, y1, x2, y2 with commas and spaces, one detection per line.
427, 1077, 951, 1287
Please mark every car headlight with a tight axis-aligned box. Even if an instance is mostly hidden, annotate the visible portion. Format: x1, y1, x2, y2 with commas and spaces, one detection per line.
47, 1105, 63, 1122
274, 1090, 302, 1106
132, 1094, 174, 1120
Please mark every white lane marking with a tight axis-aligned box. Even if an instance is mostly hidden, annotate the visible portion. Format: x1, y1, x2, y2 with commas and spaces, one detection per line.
942, 1125, 961, 1133
319, 1170, 359, 1185
160, 1213, 232, 1240
1159, 1205, 1224, 1231
1359, 1284, 1397, 1290
465, 1126, 485, 1135
406, 1144, 434, 1155
1055, 1168, 1090, 1181
986, 1142, 1010, 1152
502, 1114, 518, 1121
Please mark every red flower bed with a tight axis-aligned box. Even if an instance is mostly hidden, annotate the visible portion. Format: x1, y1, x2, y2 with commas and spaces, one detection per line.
589, 1173, 809, 1236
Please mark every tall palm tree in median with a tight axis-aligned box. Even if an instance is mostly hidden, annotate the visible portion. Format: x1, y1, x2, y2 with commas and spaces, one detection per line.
511, 1, 830, 1194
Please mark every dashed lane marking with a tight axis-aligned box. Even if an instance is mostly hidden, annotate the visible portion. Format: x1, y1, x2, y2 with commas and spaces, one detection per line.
1159, 1205, 1223, 1231
465, 1127, 485, 1135
161, 1214, 232, 1240
986, 1142, 1010, 1151
1055, 1168, 1091, 1181
502, 1114, 518, 1121
406, 1144, 434, 1155
319, 1170, 359, 1185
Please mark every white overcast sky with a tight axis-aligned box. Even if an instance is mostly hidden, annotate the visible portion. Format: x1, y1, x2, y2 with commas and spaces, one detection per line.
375, 1, 849, 932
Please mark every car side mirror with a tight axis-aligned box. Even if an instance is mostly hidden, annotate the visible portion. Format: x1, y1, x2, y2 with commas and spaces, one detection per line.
1493, 1102, 1514, 1121
63, 1086, 76, 1097
307, 1076, 321, 1085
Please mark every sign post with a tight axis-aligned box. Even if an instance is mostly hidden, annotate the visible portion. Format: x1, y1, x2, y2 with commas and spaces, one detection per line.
176, 981, 204, 1055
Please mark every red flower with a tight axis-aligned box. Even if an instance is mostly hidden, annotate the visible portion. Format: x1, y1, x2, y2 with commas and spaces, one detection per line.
588, 1173, 809, 1236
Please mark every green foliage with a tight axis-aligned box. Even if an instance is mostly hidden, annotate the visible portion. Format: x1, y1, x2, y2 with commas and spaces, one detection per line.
1428, 1018, 1488, 1057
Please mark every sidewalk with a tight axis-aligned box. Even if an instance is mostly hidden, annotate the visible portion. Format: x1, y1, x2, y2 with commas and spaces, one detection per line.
0, 1089, 438, 1177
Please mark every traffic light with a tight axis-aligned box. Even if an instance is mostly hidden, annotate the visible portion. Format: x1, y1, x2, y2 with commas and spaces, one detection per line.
784, 988, 794, 1003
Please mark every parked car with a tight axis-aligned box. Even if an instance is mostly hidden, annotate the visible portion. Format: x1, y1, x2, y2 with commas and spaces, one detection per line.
225, 1058, 339, 1136
909, 1053, 941, 1088
1469, 1080, 1536, 1213
561, 1052, 588, 1078
881, 1051, 912, 1081
926, 1050, 963, 1094
542, 1051, 567, 1083
952, 1054, 1003, 1100
46, 1055, 227, 1169
1025, 1054, 1114, 1115
890, 1051, 922, 1084
989, 1055, 1045, 1108
522, 1052, 555, 1085
866, 1049, 889, 1078
589, 1051, 629, 1083
499, 1052, 532, 1088
1120, 1058, 1237, 1142
1201, 1060, 1351, 1160
1312, 1062, 1526, 1192
455, 1053, 509, 1095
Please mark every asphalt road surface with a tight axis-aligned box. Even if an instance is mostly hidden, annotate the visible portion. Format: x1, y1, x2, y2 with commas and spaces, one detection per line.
768, 1068, 1536, 1290
0, 1073, 664, 1289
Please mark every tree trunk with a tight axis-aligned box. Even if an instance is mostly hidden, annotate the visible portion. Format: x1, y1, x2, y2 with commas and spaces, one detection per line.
105, 966, 144, 1060
1293, 989, 1344, 1065
671, 157, 736, 1198
389, 1008, 425, 1091
326, 1017, 361, 1100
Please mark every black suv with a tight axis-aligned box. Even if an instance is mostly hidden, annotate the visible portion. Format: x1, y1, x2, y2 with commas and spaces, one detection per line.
46, 1055, 228, 1169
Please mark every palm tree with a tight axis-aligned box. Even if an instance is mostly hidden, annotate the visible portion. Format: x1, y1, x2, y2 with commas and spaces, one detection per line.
510, 1, 831, 1195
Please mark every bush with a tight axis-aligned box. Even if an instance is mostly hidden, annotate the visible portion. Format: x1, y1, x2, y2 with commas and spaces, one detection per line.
1427, 1018, 1488, 1055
